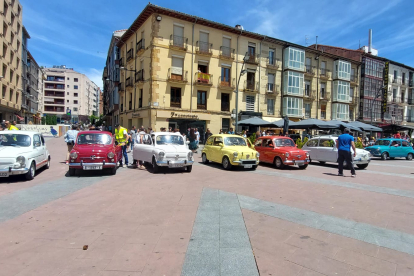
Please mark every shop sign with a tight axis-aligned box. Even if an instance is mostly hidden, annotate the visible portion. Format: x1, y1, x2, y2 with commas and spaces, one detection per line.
132, 113, 141, 118
381, 61, 389, 120
170, 112, 199, 120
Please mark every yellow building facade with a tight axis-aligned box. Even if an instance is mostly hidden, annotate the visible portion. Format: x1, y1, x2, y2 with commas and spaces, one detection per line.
115, 4, 360, 138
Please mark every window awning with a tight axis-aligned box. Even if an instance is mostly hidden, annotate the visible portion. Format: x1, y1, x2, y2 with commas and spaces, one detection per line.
14, 114, 24, 121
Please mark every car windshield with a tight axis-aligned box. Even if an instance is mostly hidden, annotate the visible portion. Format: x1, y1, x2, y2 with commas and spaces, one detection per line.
374, 140, 390, 146
224, 137, 247, 146
77, 133, 112, 145
0, 134, 31, 147
156, 135, 184, 145
274, 138, 295, 147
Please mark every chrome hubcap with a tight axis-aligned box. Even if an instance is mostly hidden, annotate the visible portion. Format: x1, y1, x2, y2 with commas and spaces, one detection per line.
202, 154, 206, 162
276, 159, 281, 167
223, 159, 228, 168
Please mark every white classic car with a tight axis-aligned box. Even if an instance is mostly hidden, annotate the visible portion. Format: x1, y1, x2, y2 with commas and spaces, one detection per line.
133, 132, 194, 173
302, 135, 371, 169
0, 131, 51, 180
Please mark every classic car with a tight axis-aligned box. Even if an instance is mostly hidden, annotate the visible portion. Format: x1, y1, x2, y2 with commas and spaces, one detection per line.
202, 134, 259, 170
255, 136, 310, 169
0, 131, 50, 180
68, 131, 122, 176
132, 132, 194, 173
302, 135, 371, 169
365, 139, 414, 160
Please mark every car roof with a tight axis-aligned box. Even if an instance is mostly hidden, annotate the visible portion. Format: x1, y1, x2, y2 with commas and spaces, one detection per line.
0, 130, 41, 135
211, 134, 244, 137
78, 130, 112, 135
258, 136, 293, 140
152, 132, 183, 135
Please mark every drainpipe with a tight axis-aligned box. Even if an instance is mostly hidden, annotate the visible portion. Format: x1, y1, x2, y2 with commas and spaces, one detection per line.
258, 36, 265, 115
281, 45, 288, 119
190, 18, 197, 112
134, 32, 137, 112
236, 29, 243, 133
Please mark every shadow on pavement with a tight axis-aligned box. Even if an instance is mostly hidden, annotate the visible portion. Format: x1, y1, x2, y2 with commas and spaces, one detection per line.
0, 166, 49, 184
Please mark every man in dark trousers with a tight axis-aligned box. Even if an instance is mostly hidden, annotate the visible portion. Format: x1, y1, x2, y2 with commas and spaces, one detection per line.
336, 128, 356, 177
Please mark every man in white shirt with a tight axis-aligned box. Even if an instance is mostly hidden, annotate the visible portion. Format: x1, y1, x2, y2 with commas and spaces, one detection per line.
195, 128, 200, 153
135, 127, 147, 169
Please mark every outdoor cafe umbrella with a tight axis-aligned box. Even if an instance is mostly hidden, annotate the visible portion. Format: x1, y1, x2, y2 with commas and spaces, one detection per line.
347, 121, 382, 132
237, 117, 271, 126
329, 120, 362, 132
287, 118, 338, 130
270, 119, 297, 128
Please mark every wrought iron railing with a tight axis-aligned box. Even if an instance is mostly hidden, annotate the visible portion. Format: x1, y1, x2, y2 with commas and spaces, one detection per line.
168, 68, 188, 82
170, 97, 181, 108
126, 77, 133, 87
219, 46, 235, 59
244, 80, 258, 91
196, 41, 212, 55
305, 65, 315, 75
245, 53, 259, 64
320, 68, 330, 78
195, 72, 212, 85
221, 102, 230, 112
266, 83, 279, 94
170, 35, 188, 50
135, 69, 144, 82
218, 77, 235, 89
136, 39, 145, 53
267, 57, 279, 68
126, 49, 133, 61
119, 58, 124, 67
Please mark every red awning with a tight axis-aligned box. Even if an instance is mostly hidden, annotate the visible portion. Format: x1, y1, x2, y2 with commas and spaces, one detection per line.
15, 114, 24, 121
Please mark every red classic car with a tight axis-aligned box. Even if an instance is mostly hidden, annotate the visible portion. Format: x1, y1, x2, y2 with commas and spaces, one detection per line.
68, 131, 122, 176
254, 136, 310, 169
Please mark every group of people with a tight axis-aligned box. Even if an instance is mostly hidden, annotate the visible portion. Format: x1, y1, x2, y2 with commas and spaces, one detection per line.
0, 120, 19, 131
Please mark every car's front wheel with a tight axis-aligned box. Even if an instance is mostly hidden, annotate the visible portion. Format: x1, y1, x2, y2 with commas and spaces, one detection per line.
110, 166, 117, 175
381, 152, 388, 160
202, 153, 209, 164
152, 157, 159, 173
68, 168, 76, 176
299, 164, 308, 170
274, 157, 284, 169
357, 164, 369, 169
25, 161, 36, 180
222, 156, 232, 170
406, 153, 413, 161
186, 165, 193, 173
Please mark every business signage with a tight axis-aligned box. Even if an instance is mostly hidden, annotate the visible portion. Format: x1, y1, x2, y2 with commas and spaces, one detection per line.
381, 61, 389, 120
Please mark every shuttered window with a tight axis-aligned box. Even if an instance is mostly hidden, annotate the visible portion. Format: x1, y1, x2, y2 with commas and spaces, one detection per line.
246, 95, 255, 111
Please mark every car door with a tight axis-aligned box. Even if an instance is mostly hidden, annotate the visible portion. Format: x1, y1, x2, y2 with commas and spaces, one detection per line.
211, 136, 223, 163
262, 138, 274, 163
133, 133, 148, 161
254, 138, 264, 162
32, 134, 43, 165
402, 140, 412, 157
318, 138, 337, 162
389, 140, 403, 157
303, 138, 318, 160
39, 135, 47, 163
141, 134, 153, 162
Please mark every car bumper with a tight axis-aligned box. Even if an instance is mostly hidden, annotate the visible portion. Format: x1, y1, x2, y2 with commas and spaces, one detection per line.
156, 160, 194, 167
353, 158, 370, 164
0, 167, 29, 176
232, 159, 260, 166
69, 162, 118, 169
283, 159, 310, 165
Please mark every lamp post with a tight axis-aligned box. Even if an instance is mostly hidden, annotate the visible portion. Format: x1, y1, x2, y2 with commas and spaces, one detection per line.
235, 52, 250, 134
370, 85, 386, 137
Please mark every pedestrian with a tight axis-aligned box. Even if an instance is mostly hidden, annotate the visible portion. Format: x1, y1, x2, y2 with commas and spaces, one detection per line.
129, 126, 136, 154
195, 128, 200, 152
64, 124, 79, 165
188, 129, 198, 153
161, 127, 166, 132
174, 128, 181, 134
169, 127, 172, 132
219, 129, 223, 134
5, 121, 18, 131
394, 132, 401, 139
135, 127, 147, 169
228, 128, 234, 135
336, 128, 356, 178
205, 128, 212, 141
148, 127, 154, 134
114, 123, 130, 167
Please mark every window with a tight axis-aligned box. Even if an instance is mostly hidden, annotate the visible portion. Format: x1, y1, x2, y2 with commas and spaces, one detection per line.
221, 37, 232, 57
67, 77, 69, 80
305, 103, 311, 118
254, 139, 263, 147
2, 43, 7, 58
283, 97, 303, 116
305, 57, 312, 73
246, 95, 255, 111
173, 25, 184, 47
362, 57, 384, 78
2, 85, 6, 99
197, 91, 207, 110
319, 139, 335, 148
393, 70, 397, 81
321, 61, 327, 75
305, 80, 311, 96
246, 71, 255, 90
67, 92, 69, 95
221, 67, 231, 85
67, 85, 69, 88
268, 49, 275, 65
283, 71, 304, 96
199, 31, 209, 53
267, 73, 275, 92
306, 139, 318, 147
15, 75, 18, 86
170, 87, 181, 108
248, 42, 256, 56
10, 32, 14, 44
2, 64, 6, 78
284, 47, 305, 70
74, 78, 78, 82
171, 57, 184, 80
335, 60, 351, 80
9, 89, 13, 101
9, 69, 13, 83
402, 73, 406, 84
73, 107, 78, 111
139, 89, 143, 108
3, 3, 8, 16
267, 99, 274, 115
74, 100, 78, 104
320, 83, 326, 98
221, 93, 230, 111
3, 22, 7, 38
74, 85, 78, 89
332, 103, 349, 120
222, 118, 230, 133
350, 87, 354, 98
333, 80, 350, 102
66, 100, 69, 103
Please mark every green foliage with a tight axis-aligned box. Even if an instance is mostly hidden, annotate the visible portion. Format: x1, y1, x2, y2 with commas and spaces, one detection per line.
295, 137, 309, 149
355, 140, 364, 149
42, 115, 57, 125
248, 132, 256, 145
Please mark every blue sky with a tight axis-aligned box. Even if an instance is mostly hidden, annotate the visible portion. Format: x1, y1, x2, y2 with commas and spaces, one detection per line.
21, 0, 414, 89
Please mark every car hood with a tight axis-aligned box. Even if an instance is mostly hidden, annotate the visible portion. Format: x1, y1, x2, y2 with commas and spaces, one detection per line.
355, 148, 370, 155
225, 146, 257, 156
0, 146, 33, 157
276, 146, 306, 154
74, 144, 113, 155
155, 145, 189, 153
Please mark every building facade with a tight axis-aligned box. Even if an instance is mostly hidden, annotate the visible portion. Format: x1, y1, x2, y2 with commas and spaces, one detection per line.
110, 4, 360, 137
102, 30, 125, 131
0, 0, 23, 122
43, 66, 99, 123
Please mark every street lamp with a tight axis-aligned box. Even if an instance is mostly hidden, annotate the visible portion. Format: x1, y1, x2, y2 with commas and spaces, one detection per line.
370, 85, 386, 137
234, 52, 250, 133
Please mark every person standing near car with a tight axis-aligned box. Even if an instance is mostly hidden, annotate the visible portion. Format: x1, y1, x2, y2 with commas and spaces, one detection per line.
115, 123, 130, 167
337, 127, 356, 178
64, 125, 79, 165
5, 121, 18, 131
135, 127, 147, 169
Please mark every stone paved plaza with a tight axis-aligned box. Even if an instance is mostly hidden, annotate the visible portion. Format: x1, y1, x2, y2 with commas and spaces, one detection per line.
0, 137, 414, 276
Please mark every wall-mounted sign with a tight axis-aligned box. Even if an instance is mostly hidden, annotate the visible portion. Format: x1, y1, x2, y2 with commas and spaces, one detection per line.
381, 61, 389, 120
156, 110, 211, 121
171, 112, 198, 119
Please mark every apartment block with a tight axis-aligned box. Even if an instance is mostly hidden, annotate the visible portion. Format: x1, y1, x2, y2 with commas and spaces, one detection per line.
107, 4, 360, 136
43, 66, 99, 123
0, 0, 23, 122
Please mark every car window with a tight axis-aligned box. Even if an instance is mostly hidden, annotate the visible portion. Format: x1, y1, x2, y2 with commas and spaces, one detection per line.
274, 138, 295, 147
306, 139, 318, 147
0, 134, 31, 147
33, 134, 41, 146
263, 139, 274, 148
77, 133, 112, 145
374, 140, 390, 146
391, 140, 401, 147
206, 137, 214, 145
254, 139, 263, 147
319, 139, 335, 148
402, 141, 409, 147
40, 135, 45, 145
156, 135, 184, 145
213, 137, 223, 146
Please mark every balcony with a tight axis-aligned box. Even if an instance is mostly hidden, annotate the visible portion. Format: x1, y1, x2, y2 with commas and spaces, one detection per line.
221, 102, 230, 112
392, 97, 401, 103
45, 84, 64, 90
136, 39, 145, 54
305, 65, 315, 76
409, 80, 413, 87
118, 82, 125, 92
135, 69, 144, 83
103, 66, 108, 79
266, 83, 279, 94
44, 106, 64, 113
244, 80, 258, 92
350, 74, 358, 84
320, 69, 330, 79
267, 57, 280, 69
392, 78, 401, 85
219, 46, 235, 60
320, 92, 331, 101
169, 35, 188, 51
21, 102, 28, 109
195, 72, 212, 86
128, 101, 132, 110
218, 77, 235, 90
245, 53, 259, 65
125, 77, 133, 88
408, 98, 413, 105
167, 68, 188, 83
303, 90, 316, 101
126, 49, 133, 62
119, 58, 124, 67
196, 41, 212, 56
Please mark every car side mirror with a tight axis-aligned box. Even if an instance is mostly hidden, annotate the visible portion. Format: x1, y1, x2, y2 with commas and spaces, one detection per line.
34, 141, 41, 147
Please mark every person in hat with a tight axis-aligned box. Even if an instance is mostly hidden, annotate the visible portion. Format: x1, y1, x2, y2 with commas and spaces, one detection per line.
336, 127, 356, 178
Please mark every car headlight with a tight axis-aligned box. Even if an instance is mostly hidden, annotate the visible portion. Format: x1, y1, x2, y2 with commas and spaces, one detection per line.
107, 152, 114, 158
306, 152, 310, 157
158, 151, 165, 161
187, 152, 193, 160
16, 156, 25, 167
70, 152, 78, 159
256, 152, 260, 157
368, 153, 373, 157
285, 152, 290, 157
233, 152, 238, 158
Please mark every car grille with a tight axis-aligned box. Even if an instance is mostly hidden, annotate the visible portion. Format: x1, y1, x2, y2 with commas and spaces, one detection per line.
241, 160, 256, 165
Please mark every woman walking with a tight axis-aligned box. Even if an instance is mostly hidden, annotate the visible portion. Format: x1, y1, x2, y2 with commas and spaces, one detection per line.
189, 129, 198, 153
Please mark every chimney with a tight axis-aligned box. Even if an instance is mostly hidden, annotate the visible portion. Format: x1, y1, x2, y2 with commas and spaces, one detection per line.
235, 25, 241, 30
315, 36, 318, 50
368, 29, 372, 54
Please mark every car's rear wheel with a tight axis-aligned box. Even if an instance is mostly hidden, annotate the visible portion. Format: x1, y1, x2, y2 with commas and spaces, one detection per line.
407, 153, 414, 161
299, 164, 308, 170
68, 168, 76, 176
274, 157, 284, 169
152, 157, 159, 173
357, 164, 369, 169
202, 153, 209, 164
186, 165, 193, 173
45, 157, 51, 169
222, 156, 232, 170
319, 161, 326, 165
381, 152, 388, 160
25, 162, 36, 180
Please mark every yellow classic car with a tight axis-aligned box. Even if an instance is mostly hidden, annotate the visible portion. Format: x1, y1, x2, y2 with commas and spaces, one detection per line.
202, 134, 260, 170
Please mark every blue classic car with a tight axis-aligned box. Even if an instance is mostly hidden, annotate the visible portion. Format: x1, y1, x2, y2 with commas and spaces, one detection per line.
365, 139, 414, 160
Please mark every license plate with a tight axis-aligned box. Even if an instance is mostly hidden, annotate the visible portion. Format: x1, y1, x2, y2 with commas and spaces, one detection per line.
244, 165, 253, 169
83, 165, 102, 170
0, 172, 9, 177
169, 163, 183, 168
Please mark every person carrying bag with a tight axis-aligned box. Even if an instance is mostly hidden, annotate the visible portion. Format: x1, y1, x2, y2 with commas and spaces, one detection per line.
64, 125, 79, 165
